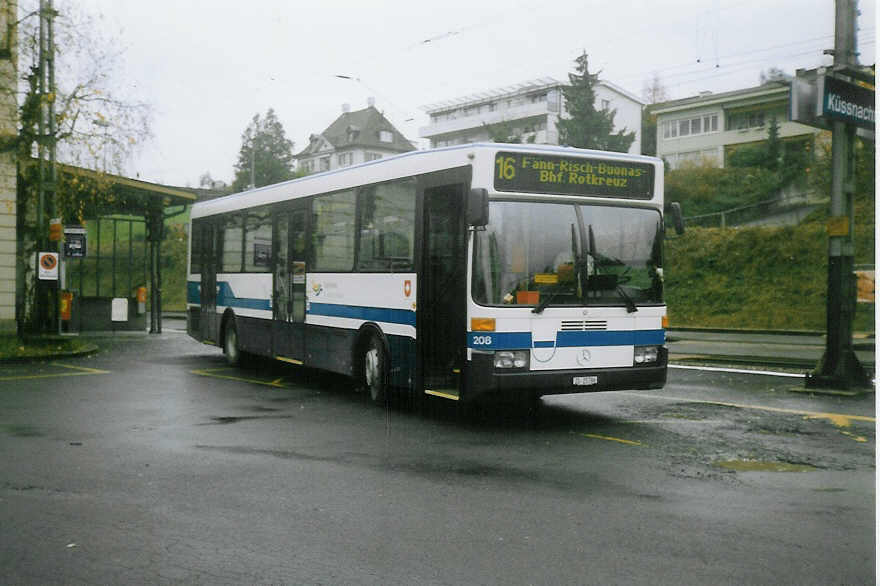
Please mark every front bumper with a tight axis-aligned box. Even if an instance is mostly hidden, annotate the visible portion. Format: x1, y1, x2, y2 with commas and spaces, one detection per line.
463, 348, 667, 401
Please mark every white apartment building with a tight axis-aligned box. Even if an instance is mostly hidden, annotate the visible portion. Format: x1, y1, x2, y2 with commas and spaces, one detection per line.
650, 81, 821, 169
419, 77, 643, 154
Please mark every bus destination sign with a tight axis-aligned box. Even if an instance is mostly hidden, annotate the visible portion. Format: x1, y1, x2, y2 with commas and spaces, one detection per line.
494, 151, 655, 199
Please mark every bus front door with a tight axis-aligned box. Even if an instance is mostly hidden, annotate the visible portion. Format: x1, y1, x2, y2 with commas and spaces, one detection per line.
272, 204, 308, 362
421, 184, 466, 395
199, 222, 218, 344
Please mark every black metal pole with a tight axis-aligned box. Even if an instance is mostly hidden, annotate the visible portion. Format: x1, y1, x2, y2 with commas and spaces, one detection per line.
806, 0, 871, 390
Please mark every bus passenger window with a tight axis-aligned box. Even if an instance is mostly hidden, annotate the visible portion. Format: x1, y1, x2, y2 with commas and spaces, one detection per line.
190, 220, 204, 274
357, 178, 415, 271
313, 190, 356, 271
244, 208, 272, 272
221, 213, 244, 273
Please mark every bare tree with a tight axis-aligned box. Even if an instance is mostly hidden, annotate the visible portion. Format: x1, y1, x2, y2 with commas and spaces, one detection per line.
641, 72, 669, 105
15, 0, 152, 173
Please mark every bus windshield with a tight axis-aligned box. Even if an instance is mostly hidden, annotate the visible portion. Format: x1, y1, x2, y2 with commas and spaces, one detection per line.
472, 201, 663, 308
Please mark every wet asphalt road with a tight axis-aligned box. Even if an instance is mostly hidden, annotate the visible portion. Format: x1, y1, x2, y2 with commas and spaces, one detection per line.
0, 331, 875, 585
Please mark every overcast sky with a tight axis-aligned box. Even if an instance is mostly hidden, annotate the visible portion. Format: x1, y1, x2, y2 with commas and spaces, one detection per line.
73, 0, 876, 187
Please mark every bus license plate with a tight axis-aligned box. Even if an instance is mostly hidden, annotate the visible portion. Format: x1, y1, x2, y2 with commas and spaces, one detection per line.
573, 376, 598, 386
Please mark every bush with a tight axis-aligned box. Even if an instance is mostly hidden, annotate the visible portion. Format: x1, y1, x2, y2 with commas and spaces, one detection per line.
665, 222, 874, 332
665, 164, 781, 218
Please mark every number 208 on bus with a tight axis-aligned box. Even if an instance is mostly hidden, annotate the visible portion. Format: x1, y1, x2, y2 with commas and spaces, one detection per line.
187, 144, 677, 407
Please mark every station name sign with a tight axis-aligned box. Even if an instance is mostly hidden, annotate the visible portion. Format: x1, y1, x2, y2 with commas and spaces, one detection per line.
822, 75, 874, 130
791, 70, 875, 132
494, 152, 654, 199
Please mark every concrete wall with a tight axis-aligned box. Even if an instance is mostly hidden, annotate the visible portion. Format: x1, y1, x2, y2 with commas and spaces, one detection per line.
0, 0, 17, 332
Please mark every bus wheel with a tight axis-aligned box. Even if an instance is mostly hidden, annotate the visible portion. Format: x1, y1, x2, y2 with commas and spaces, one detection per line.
363, 335, 387, 405
224, 319, 242, 366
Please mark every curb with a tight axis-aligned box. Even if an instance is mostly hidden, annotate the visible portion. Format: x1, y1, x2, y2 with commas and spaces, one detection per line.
668, 326, 875, 339
0, 343, 100, 364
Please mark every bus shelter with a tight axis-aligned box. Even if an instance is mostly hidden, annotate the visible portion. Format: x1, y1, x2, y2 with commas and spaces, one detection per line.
21, 162, 196, 334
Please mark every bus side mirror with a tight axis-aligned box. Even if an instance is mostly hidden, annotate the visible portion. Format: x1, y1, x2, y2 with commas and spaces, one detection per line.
467, 188, 489, 228
670, 202, 684, 235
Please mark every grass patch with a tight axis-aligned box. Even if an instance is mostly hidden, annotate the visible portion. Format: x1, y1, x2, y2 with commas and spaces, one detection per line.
0, 334, 97, 361
666, 220, 875, 332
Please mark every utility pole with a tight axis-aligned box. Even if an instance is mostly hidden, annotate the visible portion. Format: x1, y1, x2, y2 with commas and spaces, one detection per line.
34, 0, 57, 333
806, 0, 871, 389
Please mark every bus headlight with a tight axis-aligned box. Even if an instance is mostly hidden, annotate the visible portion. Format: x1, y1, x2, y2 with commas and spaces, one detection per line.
633, 345, 660, 365
494, 350, 529, 370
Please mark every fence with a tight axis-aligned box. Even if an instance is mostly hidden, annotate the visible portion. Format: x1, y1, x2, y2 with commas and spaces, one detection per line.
682, 192, 825, 229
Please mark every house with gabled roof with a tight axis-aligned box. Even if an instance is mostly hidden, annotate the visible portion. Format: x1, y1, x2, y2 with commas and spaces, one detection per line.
295, 100, 416, 174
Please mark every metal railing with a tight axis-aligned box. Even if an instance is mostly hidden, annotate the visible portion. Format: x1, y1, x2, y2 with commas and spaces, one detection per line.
682, 192, 825, 229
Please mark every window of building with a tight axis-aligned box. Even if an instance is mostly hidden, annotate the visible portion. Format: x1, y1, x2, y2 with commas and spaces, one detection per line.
312, 190, 356, 271
725, 108, 785, 131
601, 99, 610, 110
365, 152, 382, 161
337, 152, 353, 167
662, 113, 719, 139
320, 157, 330, 171
357, 178, 416, 271
379, 130, 393, 143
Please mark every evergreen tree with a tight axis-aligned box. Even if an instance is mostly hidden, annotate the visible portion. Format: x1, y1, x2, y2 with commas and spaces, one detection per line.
482, 119, 528, 143
765, 115, 781, 172
557, 53, 635, 152
232, 109, 295, 191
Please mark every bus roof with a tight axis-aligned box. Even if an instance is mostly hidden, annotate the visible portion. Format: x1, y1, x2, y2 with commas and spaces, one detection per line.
191, 143, 663, 219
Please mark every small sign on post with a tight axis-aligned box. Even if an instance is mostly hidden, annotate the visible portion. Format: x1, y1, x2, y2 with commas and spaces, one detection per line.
63, 226, 87, 258
37, 252, 59, 281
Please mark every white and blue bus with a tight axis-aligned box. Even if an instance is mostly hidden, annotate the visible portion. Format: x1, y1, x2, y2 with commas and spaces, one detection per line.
187, 143, 674, 405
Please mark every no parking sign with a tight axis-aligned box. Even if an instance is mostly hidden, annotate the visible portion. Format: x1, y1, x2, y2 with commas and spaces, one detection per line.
37, 252, 59, 280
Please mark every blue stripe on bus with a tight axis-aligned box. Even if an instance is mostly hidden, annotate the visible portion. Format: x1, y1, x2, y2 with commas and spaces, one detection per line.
468, 329, 665, 350
187, 280, 272, 311
217, 282, 272, 311
308, 302, 417, 326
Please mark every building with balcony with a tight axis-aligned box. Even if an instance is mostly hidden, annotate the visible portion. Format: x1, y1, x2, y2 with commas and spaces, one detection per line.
295, 101, 415, 174
649, 81, 821, 169
419, 77, 643, 154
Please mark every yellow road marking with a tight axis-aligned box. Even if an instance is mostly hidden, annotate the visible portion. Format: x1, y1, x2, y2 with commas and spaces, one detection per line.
581, 433, 642, 446
424, 390, 459, 401
630, 393, 875, 429
274, 356, 303, 365
0, 362, 110, 382
191, 368, 287, 388
839, 430, 868, 443
55, 363, 109, 374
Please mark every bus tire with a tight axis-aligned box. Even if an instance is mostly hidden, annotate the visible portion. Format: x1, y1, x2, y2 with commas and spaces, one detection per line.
363, 334, 388, 405
223, 318, 242, 367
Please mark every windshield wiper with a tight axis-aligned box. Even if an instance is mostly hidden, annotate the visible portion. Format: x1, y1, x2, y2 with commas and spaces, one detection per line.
616, 285, 638, 313
531, 285, 563, 314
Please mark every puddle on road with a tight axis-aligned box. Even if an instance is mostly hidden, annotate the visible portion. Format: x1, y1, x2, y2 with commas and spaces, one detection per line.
714, 459, 817, 472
